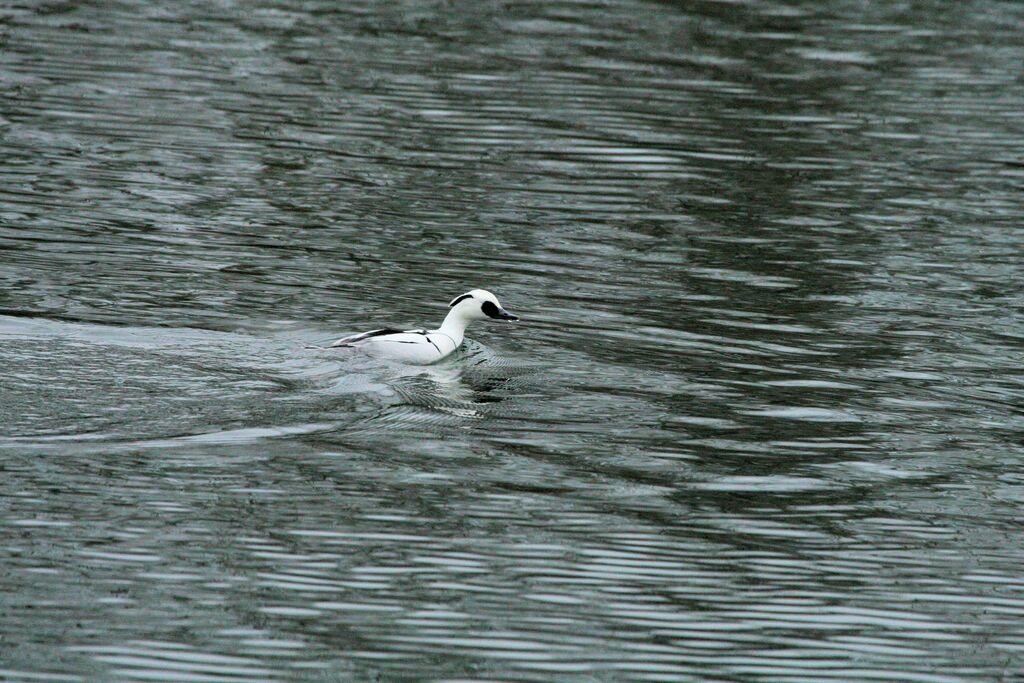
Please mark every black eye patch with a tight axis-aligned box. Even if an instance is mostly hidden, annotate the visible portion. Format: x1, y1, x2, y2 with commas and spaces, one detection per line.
481, 301, 500, 318
449, 294, 473, 307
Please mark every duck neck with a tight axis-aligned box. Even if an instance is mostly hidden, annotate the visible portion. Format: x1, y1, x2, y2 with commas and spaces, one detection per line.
436, 309, 470, 346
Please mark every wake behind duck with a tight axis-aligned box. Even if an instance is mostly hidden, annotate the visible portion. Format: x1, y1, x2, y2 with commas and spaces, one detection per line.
329, 289, 518, 364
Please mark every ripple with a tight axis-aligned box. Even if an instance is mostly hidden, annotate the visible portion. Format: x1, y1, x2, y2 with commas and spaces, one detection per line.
740, 407, 861, 422
2, 0, 1024, 681
689, 476, 838, 493
69, 642, 279, 682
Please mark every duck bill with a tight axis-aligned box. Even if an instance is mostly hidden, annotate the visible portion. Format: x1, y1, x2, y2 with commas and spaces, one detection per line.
497, 308, 519, 321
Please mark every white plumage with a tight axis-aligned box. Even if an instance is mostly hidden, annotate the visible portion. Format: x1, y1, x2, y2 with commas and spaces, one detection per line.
330, 289, 518, 364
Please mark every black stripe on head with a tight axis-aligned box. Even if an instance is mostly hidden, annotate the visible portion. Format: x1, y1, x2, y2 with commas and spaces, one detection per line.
449, 294, 473, 307
481, 301, 501, 318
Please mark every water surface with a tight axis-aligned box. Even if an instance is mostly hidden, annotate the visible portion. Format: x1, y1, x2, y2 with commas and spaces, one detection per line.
2, 0, 1024, 681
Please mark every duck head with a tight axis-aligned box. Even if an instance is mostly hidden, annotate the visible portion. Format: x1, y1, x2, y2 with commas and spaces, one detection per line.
448, 289, 519, 322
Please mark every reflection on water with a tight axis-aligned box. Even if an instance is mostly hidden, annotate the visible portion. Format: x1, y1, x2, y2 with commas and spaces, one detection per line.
2, 0, 1024, 680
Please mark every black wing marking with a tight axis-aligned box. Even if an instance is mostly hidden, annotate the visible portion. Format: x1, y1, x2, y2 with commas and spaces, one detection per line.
329, 328, 429, 347
330, 328, 404, 347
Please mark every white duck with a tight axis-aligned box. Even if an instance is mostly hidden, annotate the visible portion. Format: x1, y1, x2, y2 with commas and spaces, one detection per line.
330, 289, 518, 364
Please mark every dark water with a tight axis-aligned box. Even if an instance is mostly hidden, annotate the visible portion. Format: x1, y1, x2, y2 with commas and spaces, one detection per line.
2, 0, 1024, 680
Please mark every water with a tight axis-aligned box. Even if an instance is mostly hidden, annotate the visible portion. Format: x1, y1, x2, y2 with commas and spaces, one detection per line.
2, 0, 1024, 680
